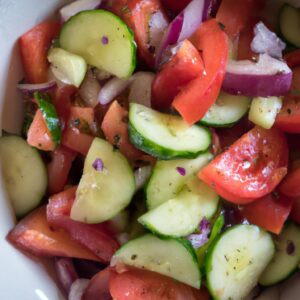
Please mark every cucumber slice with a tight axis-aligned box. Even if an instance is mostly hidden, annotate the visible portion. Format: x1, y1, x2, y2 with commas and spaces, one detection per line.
206, 225, 274, 300
35, 92, 61, 146
200, 92, 250, 127
248, 96, 282, 130
111, 234, 201, 288
59, 10, 136, 78
139, 177, 218, 237
279, 4, 300, 47
259, 222, 300, 286
48, 48, 87, 87
70, 138, 135, 223
0, 136, 47, 217
129, 103, 211, 160
146, 152, 212, 210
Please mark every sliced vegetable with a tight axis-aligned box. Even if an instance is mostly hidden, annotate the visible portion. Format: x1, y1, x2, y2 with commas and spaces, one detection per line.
19, 21, 60, 83
161, 0, 192, 15
139, 177, 218, 237
240, 192, 293, 234
71, 138, 135, 223
223, 54, 292, 97
59, 10, 136, 78
7, 206, 99, 261
200, 92, 250, 127
248, 96, 283, 129
146, 152, 212, 209
206, 225, 274, 300
152, 40, 204, 110
0, 135, 47, 217
48, 48, 87, 87
284, 49, 300, 68
259, 223, 300, 286
199, 126, 288, 204
69, 279, 90, 300
279, 4, 300, 48
129, 103, 211, 160
17, 81, 57, 95
173, 19, 229, 124
111, 234, 201, 288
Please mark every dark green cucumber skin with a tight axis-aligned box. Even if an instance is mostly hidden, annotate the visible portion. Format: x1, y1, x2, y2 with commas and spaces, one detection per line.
128, 123, 211, 160
35, 92, 61, 145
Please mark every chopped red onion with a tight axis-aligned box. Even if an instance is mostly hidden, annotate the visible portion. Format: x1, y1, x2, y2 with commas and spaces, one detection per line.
92, 158, 104, 172
223, 54, 292, 97
176, 167, 186, 176
251, 22, 286, 59
187, 218, 211, 249
60, 0, 102, 22
68, 278, 90, 300
286, 240, 295, 255
101, 36, 109, 45
134, 165, 153, 191
17, 81, 57, 95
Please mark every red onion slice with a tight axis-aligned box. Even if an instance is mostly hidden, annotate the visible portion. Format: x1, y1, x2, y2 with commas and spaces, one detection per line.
251, 22, 285, 59
222, 54, 292, 97
17, 81, 57, 95
134, 165, 153, 191
68, 278, 90, 300
60, 0, 102, 22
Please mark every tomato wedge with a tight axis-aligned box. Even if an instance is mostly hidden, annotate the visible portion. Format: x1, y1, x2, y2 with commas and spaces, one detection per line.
109, 267, 209, 300
151, 39, 204, 110
47, 187, 119, 263
199, 126, 288, 204
240, 192, 293, 234
279, 164, 300, 198
173, 19, 229, 125
19, 21, 60, 83
7, 206, 98, 261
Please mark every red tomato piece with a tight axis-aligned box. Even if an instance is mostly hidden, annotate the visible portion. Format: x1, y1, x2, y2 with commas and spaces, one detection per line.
68, 106, 95, 130
47, 187, 119, 263
7, 206, 99, 261
279, 164, 300, 198
19, 21, 60, 83
276, 67, 300, 133
151, 39, 204, 110
199, 126, 288, 204
27, 109, 56, 151
173, 19, 229, 125
101, 100, 143, 162
82, 267, 113, 300
216, 0, 265, 39
284, 49, 300, 68
161, 0, 191, 14
111, 0, 168, 68
290, 198, 300, 225
240, 192, 293, 234
109, 267, 209, 300
47, 145, 77, 195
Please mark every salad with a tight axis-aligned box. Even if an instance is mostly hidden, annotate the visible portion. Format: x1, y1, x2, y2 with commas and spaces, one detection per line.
1, 0, 300, 299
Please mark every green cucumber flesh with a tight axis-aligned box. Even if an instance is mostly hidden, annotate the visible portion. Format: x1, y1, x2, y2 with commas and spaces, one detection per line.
146, 152, 212, 210
70, 138, 135, 223
0, 136, 47, 217
200, 92, 250, 127
34, 92, 61, 145
139, 176, 218, 237
59, 9, 136, 78
111, 234, 201, 288
279, 4, 300, 48
206, 225, 274, 300
259, 222, 300, 286
129, 103, 211, 160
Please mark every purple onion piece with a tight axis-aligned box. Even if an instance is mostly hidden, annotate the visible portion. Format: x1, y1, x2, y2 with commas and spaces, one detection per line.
251, 22, 286, 59
92, 158, 104, 172
187, 218, 211, 249
223, 54, 292, 97
210, 0, 221, 17
176, 167, 186, 176
101, 36, 109, 45
286, 240, 296, 255
68, 278, 90, 300
17, 81, 57, 95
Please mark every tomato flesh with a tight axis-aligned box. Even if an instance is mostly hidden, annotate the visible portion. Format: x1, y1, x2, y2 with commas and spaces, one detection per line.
199, 126, 288, 204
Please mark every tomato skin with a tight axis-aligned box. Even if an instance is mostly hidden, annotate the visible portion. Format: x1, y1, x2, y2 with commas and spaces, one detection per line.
284, 49, 300, 68
151, 40, 204, 110
101, 100, 143, 162
240, 192, 293, 234
19, 21, 60, 83
47, 145, 77, 195
173, 19, 229, 125
7, 206, 99, 261
109, 267, 209, 300
275, 67, 300, 133
199, 126, 288, 204
280, 165, 300, 198
47, 187, 119, 263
